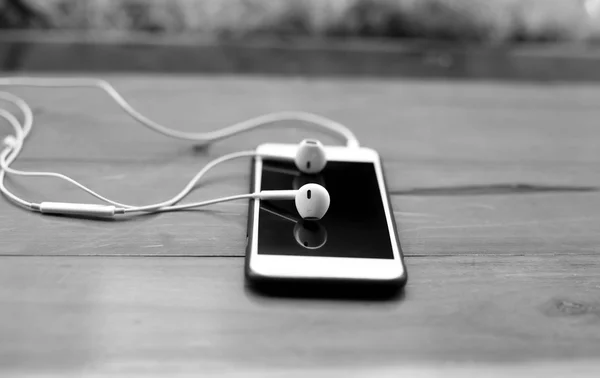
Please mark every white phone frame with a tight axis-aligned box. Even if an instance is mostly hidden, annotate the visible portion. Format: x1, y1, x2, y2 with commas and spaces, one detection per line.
247, 143, 406, 283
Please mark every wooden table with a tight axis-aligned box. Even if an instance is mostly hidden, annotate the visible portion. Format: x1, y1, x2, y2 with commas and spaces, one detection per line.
1, 75, 599, 376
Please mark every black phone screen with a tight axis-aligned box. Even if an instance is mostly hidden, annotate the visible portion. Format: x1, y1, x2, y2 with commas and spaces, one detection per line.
257, 158, 395, 259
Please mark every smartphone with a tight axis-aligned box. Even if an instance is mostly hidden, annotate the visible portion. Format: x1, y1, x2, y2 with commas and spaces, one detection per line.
245, 143, 407, 291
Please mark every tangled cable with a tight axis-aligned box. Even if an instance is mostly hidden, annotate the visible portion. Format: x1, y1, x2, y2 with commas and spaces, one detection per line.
0, 77, 359, 217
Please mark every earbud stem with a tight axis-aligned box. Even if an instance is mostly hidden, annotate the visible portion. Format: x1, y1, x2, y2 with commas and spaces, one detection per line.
257, 190, 296, 200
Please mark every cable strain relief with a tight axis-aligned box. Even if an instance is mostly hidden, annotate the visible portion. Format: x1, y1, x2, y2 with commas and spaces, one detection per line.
2, 135, 18, 149
114, 207, 126, 215
30, 203, 41, 212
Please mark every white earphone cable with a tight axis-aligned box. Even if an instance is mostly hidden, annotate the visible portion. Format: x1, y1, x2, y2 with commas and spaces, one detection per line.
0, 92, 34, 210
121, 193, 256, 214
0, 95, 269, 215
0, 77, 360, 217
0, 77, 360, 148
0, 92, 258, 211
0, 140, 255, 211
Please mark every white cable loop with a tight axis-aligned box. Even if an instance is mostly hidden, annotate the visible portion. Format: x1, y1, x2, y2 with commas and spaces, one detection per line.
0, 96, 257, 214
0, 108, 31, 209
0, 93, 256, 210
0, 77, 361, 217
0, 98, 260, 213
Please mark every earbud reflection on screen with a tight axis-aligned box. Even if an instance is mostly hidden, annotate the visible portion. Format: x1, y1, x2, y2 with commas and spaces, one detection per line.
293, 221, 327, 249
261, 203, 328, 249
258, 183, 330, 220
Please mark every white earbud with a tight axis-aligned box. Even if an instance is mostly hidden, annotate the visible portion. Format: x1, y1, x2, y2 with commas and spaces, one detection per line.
261, 139, 327, 174
258, 183, 330, 220
294, 139, 327, 174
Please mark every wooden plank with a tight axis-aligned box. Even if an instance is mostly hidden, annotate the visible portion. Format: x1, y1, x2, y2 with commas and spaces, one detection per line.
1, 255, 600, 376
1, 76, 599, 256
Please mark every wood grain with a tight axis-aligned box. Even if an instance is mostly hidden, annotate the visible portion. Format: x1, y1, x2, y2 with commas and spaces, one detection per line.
2, 75, 600, 376
1, 255, 600, 376
1, 76, 599, 256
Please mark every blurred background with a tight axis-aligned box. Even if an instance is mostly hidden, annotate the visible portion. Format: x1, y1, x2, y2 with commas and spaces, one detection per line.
1, 0, 600, 43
